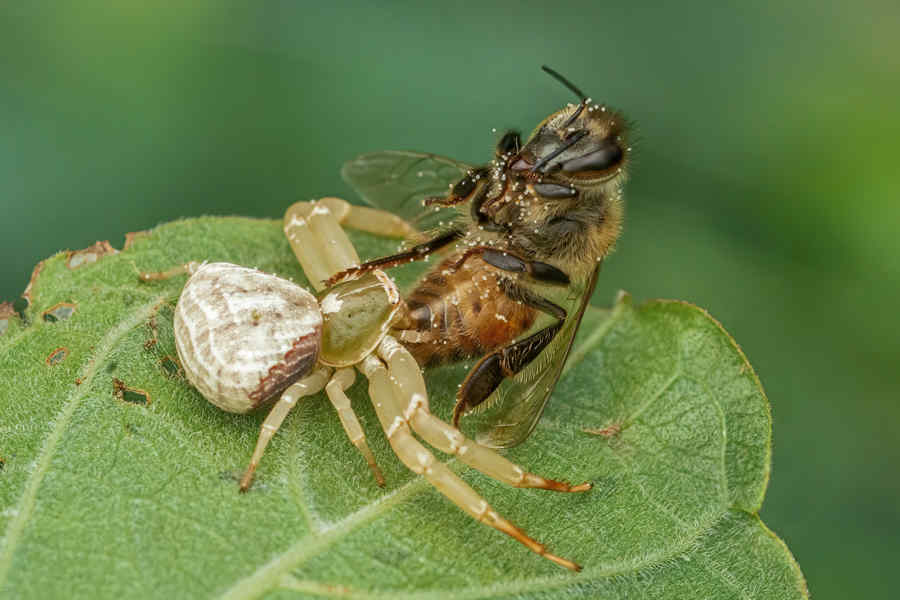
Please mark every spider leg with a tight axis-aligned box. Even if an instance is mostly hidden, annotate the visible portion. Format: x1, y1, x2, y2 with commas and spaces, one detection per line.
377, 336, 590, 493
324, 367, 385, 486
239, 365, 331, 492
137, 261, 201, 282
284, 200, 361, 291
284, 198, 415, 291
357, 352, 581, 571
315, 196, 415, 239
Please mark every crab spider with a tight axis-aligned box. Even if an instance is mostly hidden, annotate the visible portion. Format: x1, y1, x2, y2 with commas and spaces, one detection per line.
140, 197, 590, 571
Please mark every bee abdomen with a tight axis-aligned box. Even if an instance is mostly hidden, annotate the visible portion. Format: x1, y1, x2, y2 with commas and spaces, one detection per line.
398, 258, 537, 366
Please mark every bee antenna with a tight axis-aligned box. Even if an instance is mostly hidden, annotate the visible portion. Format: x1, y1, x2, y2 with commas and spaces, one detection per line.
541, 65, 587, 101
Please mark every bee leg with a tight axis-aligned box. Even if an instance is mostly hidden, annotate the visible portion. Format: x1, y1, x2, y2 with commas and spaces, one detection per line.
377, 336, 590, 493
324, 367, 385, 487
239, 366, 332, 492
357, 352, 582, 571
325, 229, 463, 286
454, 288, 567, 426
451, 247, 570, 286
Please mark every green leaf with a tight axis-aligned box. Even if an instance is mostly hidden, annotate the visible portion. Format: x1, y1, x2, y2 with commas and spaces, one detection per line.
0, 217, 807, 599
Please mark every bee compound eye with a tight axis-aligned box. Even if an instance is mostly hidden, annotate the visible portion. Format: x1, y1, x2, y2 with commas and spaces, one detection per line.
533, 183, 577, 198
497, 131, 521, 155
561, 140, 623, 174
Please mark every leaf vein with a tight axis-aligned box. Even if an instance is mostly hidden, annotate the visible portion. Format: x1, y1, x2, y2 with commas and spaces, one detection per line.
0, 293, 170, 588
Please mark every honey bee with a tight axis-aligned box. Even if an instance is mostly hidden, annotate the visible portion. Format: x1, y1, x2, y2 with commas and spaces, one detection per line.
334, 66, 630, 447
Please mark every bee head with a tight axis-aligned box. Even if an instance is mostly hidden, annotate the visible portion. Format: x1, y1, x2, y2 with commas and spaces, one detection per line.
508, 67, 629, 185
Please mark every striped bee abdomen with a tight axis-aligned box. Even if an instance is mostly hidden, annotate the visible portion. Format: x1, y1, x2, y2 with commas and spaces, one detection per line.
398, 255, 537, 366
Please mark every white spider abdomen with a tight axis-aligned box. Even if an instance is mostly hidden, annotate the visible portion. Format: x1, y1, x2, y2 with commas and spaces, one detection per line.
173, 262, 322, 413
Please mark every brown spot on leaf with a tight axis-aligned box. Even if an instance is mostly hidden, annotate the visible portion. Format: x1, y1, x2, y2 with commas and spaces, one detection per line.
123, 230, 151, 250
144, 314, 159, 350
43, 302, 77, 323
75, 376, 84, 386
22, 259, 47, 307
46, 347, 68, 366
0, 302, 16, 336
583, 423, 621, 438
65, 240, 118, 270
113, 378, 151, 406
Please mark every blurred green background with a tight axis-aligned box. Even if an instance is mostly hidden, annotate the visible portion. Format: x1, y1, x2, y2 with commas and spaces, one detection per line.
2, 2, 898, 597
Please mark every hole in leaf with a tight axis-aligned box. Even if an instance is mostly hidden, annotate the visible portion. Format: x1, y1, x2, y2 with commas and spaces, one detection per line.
12, 297, 28, 316
45, 347, 68, 366
65, 241, 118, 269
42, 302, 76, 323
112, 378, 151, 406
159, 355, 181, 378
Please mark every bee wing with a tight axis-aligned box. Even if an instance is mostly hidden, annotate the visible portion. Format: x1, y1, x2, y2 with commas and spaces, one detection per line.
470, 265, 602, 448
341, 151, 472, 232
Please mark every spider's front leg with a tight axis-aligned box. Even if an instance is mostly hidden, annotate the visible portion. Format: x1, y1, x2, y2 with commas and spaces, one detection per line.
284, 198, 413, 291
358, 337, 584, 571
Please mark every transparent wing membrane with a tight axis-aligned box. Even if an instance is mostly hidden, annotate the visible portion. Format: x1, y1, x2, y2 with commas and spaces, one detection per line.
342, 151, 471, 232
469, 266, 602, 448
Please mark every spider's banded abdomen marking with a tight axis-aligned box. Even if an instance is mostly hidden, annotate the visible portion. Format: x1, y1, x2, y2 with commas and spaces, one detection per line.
173, 263, 323, 414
